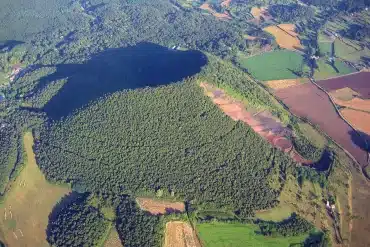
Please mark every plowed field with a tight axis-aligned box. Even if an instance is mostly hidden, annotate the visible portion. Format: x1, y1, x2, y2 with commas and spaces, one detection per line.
136, 198, 185, 215
341, 109, 370, 135
333, 97, 370, 112
274, 83, 368, 167
164, 221, 201, 247
317, 72, 370, 99
266, 78, 308, 90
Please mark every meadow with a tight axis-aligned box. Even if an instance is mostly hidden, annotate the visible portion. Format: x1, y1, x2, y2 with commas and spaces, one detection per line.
237, 50, 309, 81
313, 59, 355, 80
196, 222, 309, 247
0, 132, 70, 247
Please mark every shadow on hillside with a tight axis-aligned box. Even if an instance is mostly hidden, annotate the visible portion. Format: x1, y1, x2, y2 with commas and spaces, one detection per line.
0, 40, 24, 52
38, 42, 207, 120
350, 130, 370, 153
311, 149, 333, 172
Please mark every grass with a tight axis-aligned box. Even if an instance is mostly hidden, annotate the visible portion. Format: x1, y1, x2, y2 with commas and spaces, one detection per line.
0, 132, 70, 247
314, 59, 355, 80
255, 204, 294, 222
103, 227, 123, 247
298, 122, 327, 149
318, 41, 333, 56
334, 39, 370, 63
237, 50, 309, 81
196, 222, 309, 247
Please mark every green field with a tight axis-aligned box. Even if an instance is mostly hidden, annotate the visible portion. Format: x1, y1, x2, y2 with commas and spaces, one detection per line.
255, 204, 293, 222
197, 222, 309, 247
314, 59, 355, 80
318, 41, 333, 56
237, 50, 309, 81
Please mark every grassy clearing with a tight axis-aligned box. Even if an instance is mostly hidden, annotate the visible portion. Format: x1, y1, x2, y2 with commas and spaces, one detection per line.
0, 132, 70, 247
297, 122, 327, 149
255, 204, 294, 222
318, 41, 333, 56
103, 226, 123, 247
238, 50, 309, 81
197, 222, 308, 247
314, 59, 355, 80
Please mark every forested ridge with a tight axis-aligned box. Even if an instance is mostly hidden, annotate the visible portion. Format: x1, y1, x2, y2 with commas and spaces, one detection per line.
35, 60, 299, 218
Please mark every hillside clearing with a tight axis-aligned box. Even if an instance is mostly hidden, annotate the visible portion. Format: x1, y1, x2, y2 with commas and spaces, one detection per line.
264, 24, 302, 50
340, 109, 370, 135
0, 132, 70, 247
103, 227, 123, 247
196, 222, 309, 247
238, 50, 308, 81
136, 198, 185, 215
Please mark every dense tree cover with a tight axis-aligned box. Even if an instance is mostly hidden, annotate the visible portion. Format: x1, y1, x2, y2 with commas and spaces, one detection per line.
297, 166, 328, 188
116, 196, 162, 247
0, 109, 45, 195
35, 59, 299, 217
258, 213, 314, 237
269, 4, 315, 22
47, 194, 110, 247
301, 0, 369, 11
293, 134, 324, 162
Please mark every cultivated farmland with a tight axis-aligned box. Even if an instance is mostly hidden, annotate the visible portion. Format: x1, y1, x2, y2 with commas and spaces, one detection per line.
136, 198, 185, 215
264, 24, 303, 50
266, 78, 309, 90
313, 59, 356, 80
196, 222, 309, 247
238, 50, 308, 81
165, 221, 201, 247
274, 83, 368, 167
317, 72, 370, 99
340, 109, 370, 135
0, 132, 70, 247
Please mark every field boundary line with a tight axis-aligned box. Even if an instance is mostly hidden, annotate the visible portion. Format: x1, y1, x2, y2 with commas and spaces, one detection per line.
310, 78, 370, 176
316, 70, 363, 81
239, 65, 369, 180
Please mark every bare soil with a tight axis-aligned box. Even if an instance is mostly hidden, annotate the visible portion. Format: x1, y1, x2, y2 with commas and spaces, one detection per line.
274, 83, 368, 167
221, 0, 232, 7
341, 109, 370, 135
264, 24, 303, 50
329, 87, 359, 101
317, 72, 370, 99
333, 97, 370, 113
200, 82, 313, 164
200, 3, 231, 20
136, 198, 185, 215
266, 78, 308, 90
164, 221, 201, 247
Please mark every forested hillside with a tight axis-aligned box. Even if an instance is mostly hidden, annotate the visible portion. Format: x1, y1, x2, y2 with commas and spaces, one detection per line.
35, 60, 298, 218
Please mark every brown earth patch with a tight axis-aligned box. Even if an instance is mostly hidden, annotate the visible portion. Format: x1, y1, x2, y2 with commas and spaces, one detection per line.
329, 87, 360, 101
244, 34, 257, 40
251, 6, 272, 22
278, 24, 299, 37
264, 24, 303, 50
333, 97, 370, 113
104, 228, 123, 247
221, 0, 232, 7
317, 72, 370, 99
200, 82, 314, 164
200, 3, 231, 20
136, 198, 185, 215
266, 78, 308, 90
274, 83, 368, 167
340, 109, 370, 135
164, 221, 201, 247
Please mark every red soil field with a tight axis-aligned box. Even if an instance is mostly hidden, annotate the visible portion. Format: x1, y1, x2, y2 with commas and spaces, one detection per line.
316, 72, 370, 99
274, 83, 368, 167
200, 82, 312, 164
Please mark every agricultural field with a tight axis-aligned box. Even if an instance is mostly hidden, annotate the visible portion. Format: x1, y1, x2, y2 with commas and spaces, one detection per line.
237, 50, 309, 81
264, 24, 303, 51
196, 222, 309, 247
0, 132, 70, 247
313, 59, 355, 80
274, 82, 368, 167
255, 204, 293, 222
266, 78, 309, 90
136, 198, 185, 215
340, 109, 370, 135
164, 221, 201, 247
